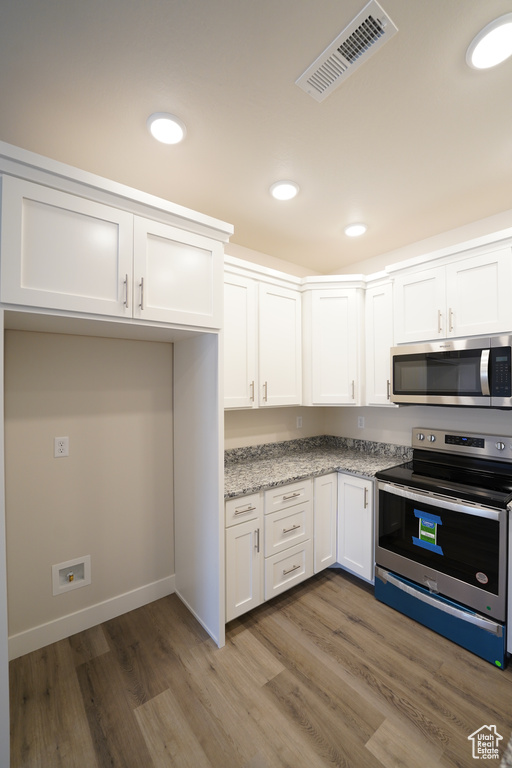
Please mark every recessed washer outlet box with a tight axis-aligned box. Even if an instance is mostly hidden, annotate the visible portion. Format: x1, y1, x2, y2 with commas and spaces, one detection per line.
52, 555, 91, 595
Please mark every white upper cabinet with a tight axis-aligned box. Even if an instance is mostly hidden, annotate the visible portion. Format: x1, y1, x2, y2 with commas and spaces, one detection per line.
394, 245, 512, 343
302, 280, 364, 405
223, 273, 258, 408
259, 283, 302, 406
223, 257, 302, 408
365, 281, 394, 406
1, 175, 225, 329
133, 217, 223, 327
1, 176, 133, 317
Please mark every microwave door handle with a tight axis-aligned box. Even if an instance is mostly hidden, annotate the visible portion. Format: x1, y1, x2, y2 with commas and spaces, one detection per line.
480, 349, 490, 396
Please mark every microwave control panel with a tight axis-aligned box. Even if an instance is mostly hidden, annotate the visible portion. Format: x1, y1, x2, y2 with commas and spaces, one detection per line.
491, 348, 511, 396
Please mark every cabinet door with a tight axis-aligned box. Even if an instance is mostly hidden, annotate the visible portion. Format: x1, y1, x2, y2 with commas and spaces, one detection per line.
133, 217, 223, 328
310, 290, 359, 404
0, 175, 133, 317
337, 474, 374, 582
365, 283, 394, 406
314, 474, 337, 573
224, 274, 257, 408
446, 247, 512, 337
258, 283, 302, 406
394, 267, 446, 343
225, 519, 263, 621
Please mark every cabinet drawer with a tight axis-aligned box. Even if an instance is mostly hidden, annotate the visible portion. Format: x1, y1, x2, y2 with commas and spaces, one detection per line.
264, 479, 312, 514
264, 502, 312, 557
264, 540, 313, 600
225, 493, 262, 527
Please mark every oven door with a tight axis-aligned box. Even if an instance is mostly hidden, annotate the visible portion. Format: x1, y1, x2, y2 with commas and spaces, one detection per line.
376, 481, 507, 621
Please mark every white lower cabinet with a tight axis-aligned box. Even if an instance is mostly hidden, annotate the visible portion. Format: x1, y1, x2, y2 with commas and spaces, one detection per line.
225, 493, 263, 622
225, 480, 315, 621
337, 473, 374, 583
264, 540, 313, 600
314, 473, 337, 572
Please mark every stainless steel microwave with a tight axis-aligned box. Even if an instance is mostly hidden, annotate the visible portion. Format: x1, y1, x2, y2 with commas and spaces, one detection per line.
391, 335, 512, 407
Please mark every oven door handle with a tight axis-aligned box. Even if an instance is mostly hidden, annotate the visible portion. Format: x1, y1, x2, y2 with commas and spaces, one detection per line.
480, 349, 490, 396
376, 568, 503, 636
377, 481, 501, 520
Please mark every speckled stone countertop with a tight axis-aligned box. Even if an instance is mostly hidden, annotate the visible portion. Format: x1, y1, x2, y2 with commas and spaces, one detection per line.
224, 435, 411, 499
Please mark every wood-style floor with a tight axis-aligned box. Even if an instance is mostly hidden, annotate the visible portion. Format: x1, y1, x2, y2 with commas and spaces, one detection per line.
9, 569, 512, 767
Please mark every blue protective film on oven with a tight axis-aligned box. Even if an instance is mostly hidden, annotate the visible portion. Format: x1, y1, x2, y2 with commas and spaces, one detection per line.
413, 509, 443, 526
412, 536, 444, 555
413, 508, 444, 555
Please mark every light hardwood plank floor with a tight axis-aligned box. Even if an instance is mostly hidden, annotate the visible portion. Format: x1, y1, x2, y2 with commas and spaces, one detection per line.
9, 569, 512, 767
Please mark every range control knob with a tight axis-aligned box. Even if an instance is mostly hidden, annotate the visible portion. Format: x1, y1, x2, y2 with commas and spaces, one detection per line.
427, 434, 436, 443
495, 441, 506, 451
416, 432, 425, 441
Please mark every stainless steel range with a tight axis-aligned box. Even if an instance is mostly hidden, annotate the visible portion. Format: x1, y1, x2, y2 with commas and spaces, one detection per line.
375, 427, 509, 667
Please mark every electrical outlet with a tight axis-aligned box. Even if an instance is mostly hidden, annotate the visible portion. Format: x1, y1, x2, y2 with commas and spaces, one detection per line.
54, 436, 69, 458
296, 416, 303, 429
358, 416, 365, 429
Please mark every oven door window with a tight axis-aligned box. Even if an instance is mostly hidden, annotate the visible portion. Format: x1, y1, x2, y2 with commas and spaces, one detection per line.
378, 490, 500, 594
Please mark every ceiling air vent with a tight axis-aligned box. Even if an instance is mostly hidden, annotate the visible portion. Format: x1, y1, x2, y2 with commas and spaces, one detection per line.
296, 0, 398, 102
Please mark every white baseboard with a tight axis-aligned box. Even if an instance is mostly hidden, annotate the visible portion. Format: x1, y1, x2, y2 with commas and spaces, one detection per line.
8, 575, 175, 660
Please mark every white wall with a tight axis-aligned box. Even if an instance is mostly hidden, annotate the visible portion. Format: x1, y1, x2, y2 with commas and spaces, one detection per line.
325, 405, 512, 446
224, 403, 512, 451
4, 331, 174, 657
224, 406, 325, 449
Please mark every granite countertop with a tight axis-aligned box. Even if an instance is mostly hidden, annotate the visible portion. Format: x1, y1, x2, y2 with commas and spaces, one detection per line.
224, 435, 411, 499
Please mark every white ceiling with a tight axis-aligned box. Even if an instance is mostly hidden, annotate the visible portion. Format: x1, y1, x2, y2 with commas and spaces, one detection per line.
1, 0, 512, 274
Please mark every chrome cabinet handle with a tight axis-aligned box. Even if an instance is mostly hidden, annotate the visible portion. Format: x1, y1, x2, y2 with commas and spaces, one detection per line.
263, 381, 268, 401
234, 505, 256, 516
139, 277, 145, 310
283, 563, 300, 576
438, 309, 442, 334
364, 487, 369, 508
282, 523, 301, 534
386, 379, 390, 400
255, 528, 260, 553
124, 274, 129, 308
282, 491, 300, 501
351, 380, 355, 399
250, 380, 255, 402
449, 307, 454, 332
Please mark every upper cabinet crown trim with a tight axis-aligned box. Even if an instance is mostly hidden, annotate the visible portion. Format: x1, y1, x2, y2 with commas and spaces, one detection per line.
385, 229, 512, 276
0, 140, 233, 242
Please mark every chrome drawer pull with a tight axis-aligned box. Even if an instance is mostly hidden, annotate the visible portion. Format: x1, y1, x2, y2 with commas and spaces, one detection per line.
283, 564, 300, 576
250, 380, 255, 401
139, 277, 145, 310
255, 528, 260, 553
282, 491, 300, 501
234, 505, 256, 516
282, 524, 301, 534
124, 274, 129, 308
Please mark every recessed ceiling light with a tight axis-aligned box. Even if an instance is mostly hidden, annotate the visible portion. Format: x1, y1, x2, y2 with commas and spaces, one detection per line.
269, 180, 300, 201
147, 112, 187, 144
344, 223, 367, 237
466, 14, 512, 69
